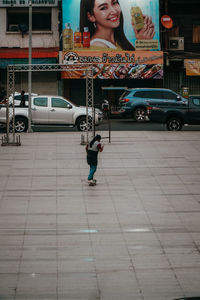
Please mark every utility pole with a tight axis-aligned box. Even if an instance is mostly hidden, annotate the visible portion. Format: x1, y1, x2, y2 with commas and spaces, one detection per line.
28, 0, 32, 132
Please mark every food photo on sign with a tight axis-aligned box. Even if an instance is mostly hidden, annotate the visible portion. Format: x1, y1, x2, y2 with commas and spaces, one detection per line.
61, 0, 162, 79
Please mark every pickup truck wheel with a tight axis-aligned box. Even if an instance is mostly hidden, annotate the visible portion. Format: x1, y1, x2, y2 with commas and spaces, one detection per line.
77, 117, 92, 131
133, 108, 146, 122
10, 117, 28, 133
167, 117, 183, 131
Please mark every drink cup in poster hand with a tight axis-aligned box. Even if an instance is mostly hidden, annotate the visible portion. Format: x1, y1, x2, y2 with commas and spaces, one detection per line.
131, 10, 155, 40
130, 6, 144, 31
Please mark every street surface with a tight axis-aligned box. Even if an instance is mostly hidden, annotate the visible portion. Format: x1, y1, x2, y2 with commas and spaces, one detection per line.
32, 118, 200, 132
31, 119, 200, 132
0, 130, 200, 299
1, 118, 199, 133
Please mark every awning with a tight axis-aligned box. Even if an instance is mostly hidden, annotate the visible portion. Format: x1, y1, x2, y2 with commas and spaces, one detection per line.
0, 58, 58, 68
0, 47, 59, 68
0, 47, 59, 59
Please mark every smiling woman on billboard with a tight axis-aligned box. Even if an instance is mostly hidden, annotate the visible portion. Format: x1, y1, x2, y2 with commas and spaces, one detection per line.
80, 0, 134, 50
62, 0, 159, 51
79, 0, 155, 50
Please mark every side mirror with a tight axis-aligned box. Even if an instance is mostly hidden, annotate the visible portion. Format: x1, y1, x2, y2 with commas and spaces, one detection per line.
67, 104, 72, 109
177, 95, 181, 101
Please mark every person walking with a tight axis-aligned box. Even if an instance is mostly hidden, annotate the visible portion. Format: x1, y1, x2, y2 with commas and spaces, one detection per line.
0, 87, 6, 103
86, 134, 104, 185
20, 90, 26, 107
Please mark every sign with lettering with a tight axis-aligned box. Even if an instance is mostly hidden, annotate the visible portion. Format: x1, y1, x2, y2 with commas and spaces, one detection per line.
62, 50, 163, 79
0, 0, 58, 6
185, 59, 200, 76
61, 0, 163, 79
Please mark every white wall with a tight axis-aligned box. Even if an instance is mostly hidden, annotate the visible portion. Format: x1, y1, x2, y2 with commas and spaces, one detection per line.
14, 72, 58, 95
0, 8, 59, 48
0, 7, 59, 95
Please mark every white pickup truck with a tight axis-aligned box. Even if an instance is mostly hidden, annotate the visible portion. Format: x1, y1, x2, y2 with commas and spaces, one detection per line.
0, 95, 103, 132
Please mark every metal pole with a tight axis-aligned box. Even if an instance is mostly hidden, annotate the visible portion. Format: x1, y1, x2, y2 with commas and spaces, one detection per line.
12, 70, 15, 142
28, 0, 32, 132
6, 67, 10, 143
86, 69, 88, 144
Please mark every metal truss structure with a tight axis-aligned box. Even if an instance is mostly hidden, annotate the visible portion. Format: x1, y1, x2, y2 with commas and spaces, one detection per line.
2, 64, 94, 146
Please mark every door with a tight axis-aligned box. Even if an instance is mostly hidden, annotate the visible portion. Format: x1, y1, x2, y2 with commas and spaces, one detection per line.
31, 96, 49, 124
48, 97, 74, 124
161, 90, 180, 107
188, 96, 200, 124
162, 90, 188, 110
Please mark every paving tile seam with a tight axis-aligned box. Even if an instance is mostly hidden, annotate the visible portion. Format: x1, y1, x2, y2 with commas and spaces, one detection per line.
3, 210, 200, 216
0, 228, 200, 234
2, 265, 200, 273
0, 270, 97, 274
1, 257, 200, 270
163, 193, 200, 196
0, 188, 94, 191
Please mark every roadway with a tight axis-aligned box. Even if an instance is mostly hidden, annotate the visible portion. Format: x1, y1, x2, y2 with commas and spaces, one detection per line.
31, 118, 200, 132
1, 118, 200, 133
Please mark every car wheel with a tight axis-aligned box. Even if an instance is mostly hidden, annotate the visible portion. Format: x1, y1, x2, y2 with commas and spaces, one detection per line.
10, 117, 28, 133
167, 117, 183, 131
133, 107, 146, 122
77, 117, 92, 131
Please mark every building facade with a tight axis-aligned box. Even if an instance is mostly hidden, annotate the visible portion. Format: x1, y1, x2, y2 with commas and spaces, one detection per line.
0, 0, 60, 96
0, 0, 200, 106
160, 0, 200, 95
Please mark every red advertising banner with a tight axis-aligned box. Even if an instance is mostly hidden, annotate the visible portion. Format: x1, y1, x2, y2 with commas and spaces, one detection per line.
62, 50, 163, 79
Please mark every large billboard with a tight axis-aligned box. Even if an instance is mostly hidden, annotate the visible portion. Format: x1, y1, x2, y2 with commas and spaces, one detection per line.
62, 0, 163, 79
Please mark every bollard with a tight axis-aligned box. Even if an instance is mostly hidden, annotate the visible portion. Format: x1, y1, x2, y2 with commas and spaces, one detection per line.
1, 134, 21, 146
80, 134, 86, 145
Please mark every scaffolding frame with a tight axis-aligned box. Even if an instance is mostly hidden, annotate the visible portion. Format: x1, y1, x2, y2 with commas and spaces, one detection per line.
1, 64, 94, 146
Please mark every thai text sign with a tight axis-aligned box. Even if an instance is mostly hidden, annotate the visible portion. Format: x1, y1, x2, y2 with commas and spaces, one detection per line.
62, 0, 162, 79
62, 50, 163, 79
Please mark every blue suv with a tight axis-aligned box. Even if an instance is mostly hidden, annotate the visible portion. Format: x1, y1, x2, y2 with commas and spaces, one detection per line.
118, 88, 185, 122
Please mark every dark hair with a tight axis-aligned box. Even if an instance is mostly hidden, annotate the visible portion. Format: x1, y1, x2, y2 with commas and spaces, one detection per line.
80, 0, 135, 51
89, 134, 101, 147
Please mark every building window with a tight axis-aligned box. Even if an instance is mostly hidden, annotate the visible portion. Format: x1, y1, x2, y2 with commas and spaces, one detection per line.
7, 8, 51, 32
33, 97, 48, 107
193, 25, 200, 43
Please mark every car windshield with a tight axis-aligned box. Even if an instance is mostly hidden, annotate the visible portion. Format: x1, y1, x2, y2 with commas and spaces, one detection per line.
119, 90, 130, 99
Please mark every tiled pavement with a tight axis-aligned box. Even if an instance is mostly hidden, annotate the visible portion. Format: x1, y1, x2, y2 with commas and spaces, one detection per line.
0, 130, 200, 300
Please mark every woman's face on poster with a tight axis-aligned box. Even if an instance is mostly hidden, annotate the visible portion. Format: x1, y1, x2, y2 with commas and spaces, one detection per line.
88, 0, 121, 29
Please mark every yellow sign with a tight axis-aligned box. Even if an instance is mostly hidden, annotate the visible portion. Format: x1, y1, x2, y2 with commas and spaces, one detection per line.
135, 40, 159, 50
185, 59, 200, 76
